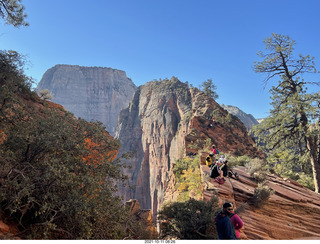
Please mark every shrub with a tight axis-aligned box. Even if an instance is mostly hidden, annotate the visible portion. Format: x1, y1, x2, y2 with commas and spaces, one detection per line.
0, 107, 129, 239
245, 158, 268, 182
251, 183, 274, 208
38, 89, 54, 100
297, 172, 315, 191
227, 155, 252, 169
173, 156, 202, 201
158, 197, 219, 239
0, 50, 145, 239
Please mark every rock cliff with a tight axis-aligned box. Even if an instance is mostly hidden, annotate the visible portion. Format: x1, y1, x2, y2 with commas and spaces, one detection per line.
115, 77, 262, 218
37, 65, 136, 136
221, 104, 259, 131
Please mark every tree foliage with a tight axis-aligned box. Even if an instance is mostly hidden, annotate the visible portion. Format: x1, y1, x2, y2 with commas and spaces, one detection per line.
158, 197, 219, 239
0, 49, 148, 239
245, 158, 268, 183
252, 33, 320, 192
173, 156, 203, 202
0, 0, 28, 27
201, 79, 218, 100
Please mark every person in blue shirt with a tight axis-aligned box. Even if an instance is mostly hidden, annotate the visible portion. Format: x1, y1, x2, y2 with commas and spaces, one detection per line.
214, 202, 237, 240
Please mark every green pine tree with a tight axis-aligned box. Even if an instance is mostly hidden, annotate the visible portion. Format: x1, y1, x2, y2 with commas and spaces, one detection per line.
201, 79, 219, 100
251, 33, 320, 192
0, 0, 28, 27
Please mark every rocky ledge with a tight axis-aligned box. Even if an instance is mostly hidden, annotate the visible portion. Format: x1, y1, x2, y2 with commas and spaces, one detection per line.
201, 165, 320, 240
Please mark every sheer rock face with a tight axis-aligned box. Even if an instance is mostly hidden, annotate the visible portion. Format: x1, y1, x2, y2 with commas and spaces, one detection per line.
221, 104, 259, 131
37, 65, 136, 136
115, 78, 262, 217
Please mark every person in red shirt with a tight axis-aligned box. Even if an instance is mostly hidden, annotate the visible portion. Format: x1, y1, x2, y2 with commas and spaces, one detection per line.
210, 145, 219, 156
228, 203, 244, 239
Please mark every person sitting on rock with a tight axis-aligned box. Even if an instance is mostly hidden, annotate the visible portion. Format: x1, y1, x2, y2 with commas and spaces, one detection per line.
219, 159, 229, 182
210, 145, 220, 156
206, 153, 215, 167
218, 154, 226, 164
210, 162, 221, 179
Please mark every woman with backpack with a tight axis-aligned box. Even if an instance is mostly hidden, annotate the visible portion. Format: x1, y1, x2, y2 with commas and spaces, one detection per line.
210, 145, 219, 156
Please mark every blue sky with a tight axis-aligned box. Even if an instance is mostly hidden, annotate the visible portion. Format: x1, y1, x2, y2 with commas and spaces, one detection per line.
1, 0, 320, 119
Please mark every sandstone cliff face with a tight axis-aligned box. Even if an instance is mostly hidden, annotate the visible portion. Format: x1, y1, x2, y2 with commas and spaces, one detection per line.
221, 104, 259, 131
37, 65, 136, 136
115, 77, 262, 217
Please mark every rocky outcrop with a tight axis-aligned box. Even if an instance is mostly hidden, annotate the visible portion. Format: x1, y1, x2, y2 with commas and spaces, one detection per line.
126, 199, 158, 238
221, 104, 259, 131
37, 65, 136, 136
115, 77, 262, 218
201, 165, 320, 240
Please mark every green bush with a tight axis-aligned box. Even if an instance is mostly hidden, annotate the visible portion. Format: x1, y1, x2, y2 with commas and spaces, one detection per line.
0, 50, 146, 239
251, 183, 274, 208
158, 197, 219, 239
266, 149, 314, 190
245, 158, 268, 182
227, 155, 252, 169
297, 172, 315, 191
0, 106, 130, 239
173, 156, 202, 202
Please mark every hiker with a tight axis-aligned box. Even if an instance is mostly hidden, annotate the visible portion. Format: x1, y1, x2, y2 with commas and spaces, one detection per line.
206, 116, 216, 130
205, 153, 215, 167
210, 155, 227, 184
210, 162, 220, 179
219, 159, 229, 182
210, 145, 219, 156
218, 155, 226, 164
215, 202, 237, 240
230, 205, 244, 239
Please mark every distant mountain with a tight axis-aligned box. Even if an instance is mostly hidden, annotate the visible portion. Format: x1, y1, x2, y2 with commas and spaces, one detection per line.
221, 104, 259, 131
37, 64, 136, 136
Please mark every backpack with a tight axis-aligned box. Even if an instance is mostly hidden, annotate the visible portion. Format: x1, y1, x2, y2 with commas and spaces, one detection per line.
215, 176, 224, 184
211, 148, 220, 155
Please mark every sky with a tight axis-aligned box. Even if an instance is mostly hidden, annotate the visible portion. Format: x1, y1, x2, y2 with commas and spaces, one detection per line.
1, 0, 320, 119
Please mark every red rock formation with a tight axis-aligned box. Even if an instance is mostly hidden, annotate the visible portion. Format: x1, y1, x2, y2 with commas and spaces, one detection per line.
0, 211, 19, 240
201, 165, 320, 240
116, 77, 263, 219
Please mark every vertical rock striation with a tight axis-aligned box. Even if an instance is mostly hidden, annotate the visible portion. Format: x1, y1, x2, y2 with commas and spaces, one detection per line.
37, 64, 136, 136
221, 104, 259, 131
115, 77, 262, 218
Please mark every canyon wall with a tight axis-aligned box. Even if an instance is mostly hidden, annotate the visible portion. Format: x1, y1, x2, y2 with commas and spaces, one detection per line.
37, 65, 136, 136
115, 77, 262, 217
221, 104, 259, 131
